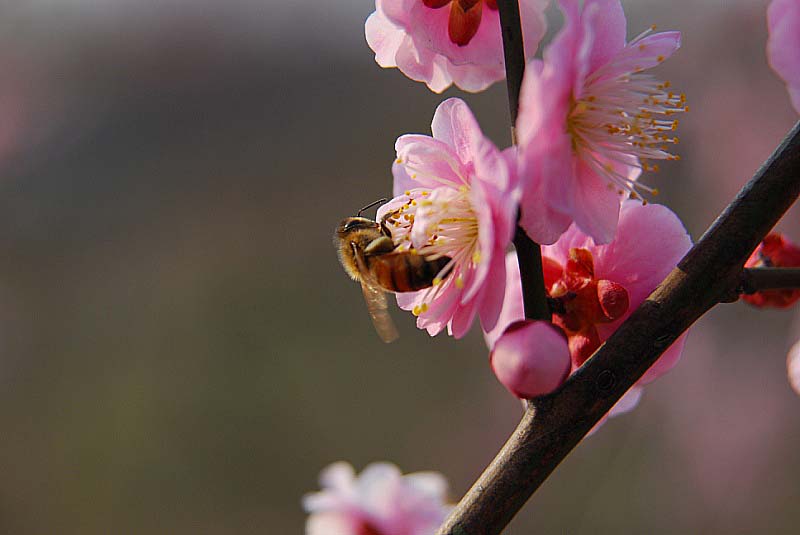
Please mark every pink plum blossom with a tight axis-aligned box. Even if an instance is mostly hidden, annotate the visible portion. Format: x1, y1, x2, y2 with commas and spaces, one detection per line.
516, 0, 688, 245
303, 461, 451, 535
377, 98, 518, 338
365, 0, 548, 93
767, 0, 800, 113
484, 201, 692, 404
490, 319, 571, 398
743, 233, 800, 309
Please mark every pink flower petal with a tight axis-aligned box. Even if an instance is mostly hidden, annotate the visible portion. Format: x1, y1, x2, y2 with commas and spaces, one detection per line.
431, 98, 484, 177
477, 249, 509, 334
592, 201, 692, 308
365, 10, 403, 68
390, 162, 418, 198
768, 0, 800, 113
483, 252, 525, 350
320, 461, 357, 490
579, 0, 627, 75
570, 159, 623, 244
395, 134, 467, 189
306, 512, 361, 535
449, 293, 479, 338
608, 385, 643, 417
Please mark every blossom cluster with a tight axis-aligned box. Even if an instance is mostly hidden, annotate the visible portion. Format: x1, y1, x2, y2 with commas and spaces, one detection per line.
365, 0, 693, 407
313, 0, 800, 531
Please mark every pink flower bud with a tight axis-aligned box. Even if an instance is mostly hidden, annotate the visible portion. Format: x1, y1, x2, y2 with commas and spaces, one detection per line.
490, 320, 571, 398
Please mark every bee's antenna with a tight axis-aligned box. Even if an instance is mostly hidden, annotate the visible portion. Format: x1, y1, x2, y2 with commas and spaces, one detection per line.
357, 198, 388, 217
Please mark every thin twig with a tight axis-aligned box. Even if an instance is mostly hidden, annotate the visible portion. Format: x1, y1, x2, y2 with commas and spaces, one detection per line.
496, 0, 526, 135
437, 122, 800, 534
740, 267, 800, 294
512, 225, 550, 321
496, 0, 550, 322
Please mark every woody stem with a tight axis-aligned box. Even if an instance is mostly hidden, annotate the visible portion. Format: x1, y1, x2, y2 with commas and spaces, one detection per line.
740, 267, 800, 294
496, 0, 550, 322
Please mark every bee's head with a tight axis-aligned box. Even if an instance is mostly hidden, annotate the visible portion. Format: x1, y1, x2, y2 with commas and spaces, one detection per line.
336, 217, 379, 238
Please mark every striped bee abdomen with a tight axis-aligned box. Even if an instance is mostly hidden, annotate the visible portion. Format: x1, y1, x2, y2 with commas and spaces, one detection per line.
370, 252, 451, 293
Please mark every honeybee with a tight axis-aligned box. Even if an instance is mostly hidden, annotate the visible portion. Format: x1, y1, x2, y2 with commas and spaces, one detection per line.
334, 199, 451, 343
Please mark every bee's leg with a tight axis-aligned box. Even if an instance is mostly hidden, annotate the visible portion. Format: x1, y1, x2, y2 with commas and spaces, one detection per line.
379, 208, 403, 236
364, 236, 395, 256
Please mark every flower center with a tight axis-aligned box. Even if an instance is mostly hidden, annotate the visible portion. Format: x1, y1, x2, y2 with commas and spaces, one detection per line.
566, 26, 689, 201
384, 186, 480, 314
545, 248, 629, 367
356, 520, 383, 535
421, 0, 498, 46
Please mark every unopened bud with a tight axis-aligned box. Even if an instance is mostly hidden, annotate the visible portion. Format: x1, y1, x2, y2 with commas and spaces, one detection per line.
597, 279, 630, 321
490, 320, 571, 399
568, 326, 601, 368
743, 233, 800, 308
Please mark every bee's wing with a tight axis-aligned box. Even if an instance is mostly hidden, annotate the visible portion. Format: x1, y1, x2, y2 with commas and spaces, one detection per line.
351, 242, 399, 343
360, 279, 399, 343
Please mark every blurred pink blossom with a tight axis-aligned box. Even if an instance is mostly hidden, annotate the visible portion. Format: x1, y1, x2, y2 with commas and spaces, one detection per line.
743, 233, 800, 309
377, 98, 518, 337
767, 0, 800, 113
485, 201, 692, 392
490, 319, 571, 398
303, 461, 451, 535
516, 0, 687, 245
365, 0, 547, 93
788, 339, 800, 396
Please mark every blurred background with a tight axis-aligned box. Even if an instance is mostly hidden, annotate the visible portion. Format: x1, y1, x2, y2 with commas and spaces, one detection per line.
0, 0, 797, 533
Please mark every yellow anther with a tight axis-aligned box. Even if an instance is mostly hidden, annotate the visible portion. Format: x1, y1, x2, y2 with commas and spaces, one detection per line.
650, 24, 657, 31
652, 188, 660, 196
404, 190, 410, 196
396, 158, 403, 164
432, 277, 442, 286
657, 55, 665, 62
455, 276, 464, 289
472, 250, 482, 264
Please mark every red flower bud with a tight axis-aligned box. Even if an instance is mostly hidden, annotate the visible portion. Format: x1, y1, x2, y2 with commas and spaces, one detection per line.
743, 233, 800, 308
597, 279, 630, 321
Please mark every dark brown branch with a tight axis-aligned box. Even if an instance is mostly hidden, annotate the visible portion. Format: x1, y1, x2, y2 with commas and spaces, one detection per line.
437, 122, 800, 535
740, 267, 800, 294
512, 225, 551, 321
496, 0, 526, 132
497, 0, 550, 322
